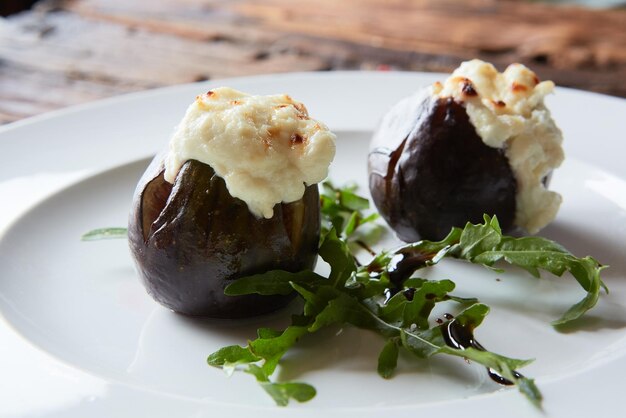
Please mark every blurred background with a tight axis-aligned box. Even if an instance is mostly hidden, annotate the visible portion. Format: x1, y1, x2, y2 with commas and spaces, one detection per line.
1, 0, 624, 125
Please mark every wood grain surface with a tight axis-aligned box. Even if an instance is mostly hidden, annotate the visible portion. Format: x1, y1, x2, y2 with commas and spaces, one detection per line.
1, 0, 624, 124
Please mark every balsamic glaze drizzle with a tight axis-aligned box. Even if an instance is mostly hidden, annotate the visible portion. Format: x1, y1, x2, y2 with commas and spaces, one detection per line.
441, 313, 523, 386
375, 245, 522, 386
387, 246, 439, 289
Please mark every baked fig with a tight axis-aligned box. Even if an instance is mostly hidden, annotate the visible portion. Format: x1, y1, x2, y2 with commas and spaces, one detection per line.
369, 60, 564, 242
128, 156, 320, 318
128, 87, 336, 318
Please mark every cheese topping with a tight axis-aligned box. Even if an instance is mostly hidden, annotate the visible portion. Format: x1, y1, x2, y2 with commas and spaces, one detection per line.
164, 87, 336, 218
433, 60, 564, 233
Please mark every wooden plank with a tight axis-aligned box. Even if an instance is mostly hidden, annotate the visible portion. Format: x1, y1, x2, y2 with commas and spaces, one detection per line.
0, 12, 326, 85
0, 60, 147, 124
231, 0, 626, 68
0, 6, 328, 124
1, 0, 624, 125
65, 0, 626, 94
66, 0, 281, 44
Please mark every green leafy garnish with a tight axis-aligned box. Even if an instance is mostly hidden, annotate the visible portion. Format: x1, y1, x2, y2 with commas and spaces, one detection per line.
80, 182, 605, 409
214, 225, 541, 406
81, 227, 128, 241
377, 338, 399, 379
207, 186, 607, 408
320, 181, 381, 245
356, 214, 606, 324
429, 215, 604, 325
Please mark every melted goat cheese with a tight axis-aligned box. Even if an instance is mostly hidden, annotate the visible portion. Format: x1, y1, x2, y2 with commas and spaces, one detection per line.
433, 60, 564, 233
164, 87, 336, 218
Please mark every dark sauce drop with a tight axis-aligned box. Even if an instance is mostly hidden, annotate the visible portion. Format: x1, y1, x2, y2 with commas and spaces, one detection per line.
487, 368, 523, 386
379, 245, 451, 303
387, 246, 442, 289
403, 287, 416, 301
442, 313, 522, 386
376, 248, 522, 386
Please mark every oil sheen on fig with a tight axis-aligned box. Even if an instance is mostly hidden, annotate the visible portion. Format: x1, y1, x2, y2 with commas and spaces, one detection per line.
128, 154, 320, 318
368, 94, 516, 242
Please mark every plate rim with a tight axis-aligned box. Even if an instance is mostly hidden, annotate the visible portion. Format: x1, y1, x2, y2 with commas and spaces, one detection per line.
1, 70, 625, 418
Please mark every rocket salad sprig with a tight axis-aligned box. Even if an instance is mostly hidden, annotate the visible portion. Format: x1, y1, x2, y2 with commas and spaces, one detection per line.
206, 182, 607, 407
81, 182, 607, 408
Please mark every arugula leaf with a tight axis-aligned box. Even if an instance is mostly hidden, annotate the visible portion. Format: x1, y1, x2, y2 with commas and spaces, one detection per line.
378, 215, 606, 324
517, 377, 543, 408
257, 328, 283, 339
397, 303, 539, 406
82, 183, 604, 408
81, 227, 128, 241
207, 345, 259, 368
206, 325, 316, 406
379, 279, 456, 329
377, 338, 399, 379
318, 228, 357, 288
249, 326, 310, 375
207, 345, 260, 376
339, 190, 370, 211
245, 364, 316, 406
456, 214, 503, 259
259, 382, 317, 407
320, 181, 380, 241
204, 187, 607, 408
450, 215, 606, 325
208, 190, 609, 408
224, 270, 326, 296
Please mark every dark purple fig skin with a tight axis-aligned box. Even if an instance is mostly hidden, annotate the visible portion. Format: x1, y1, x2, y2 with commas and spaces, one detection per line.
128, 154, 320, 318
368, 94, 517, 242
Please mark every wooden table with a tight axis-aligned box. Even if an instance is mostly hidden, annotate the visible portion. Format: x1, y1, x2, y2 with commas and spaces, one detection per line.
1, 0, 624, 125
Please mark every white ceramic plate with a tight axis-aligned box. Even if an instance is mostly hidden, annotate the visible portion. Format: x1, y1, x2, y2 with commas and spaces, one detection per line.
1, 72, 625, 418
